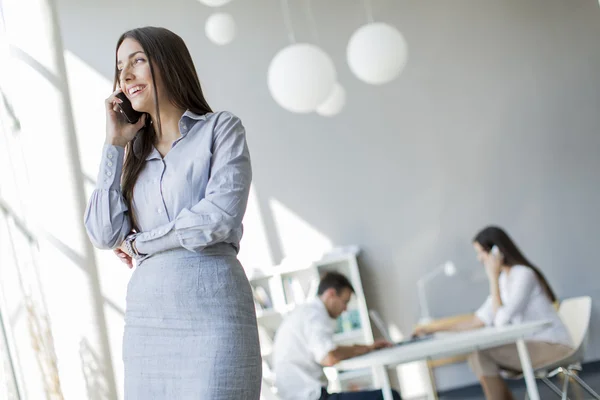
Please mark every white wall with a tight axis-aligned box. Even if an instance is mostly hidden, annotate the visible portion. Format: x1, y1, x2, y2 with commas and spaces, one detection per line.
8, 0, 600, 396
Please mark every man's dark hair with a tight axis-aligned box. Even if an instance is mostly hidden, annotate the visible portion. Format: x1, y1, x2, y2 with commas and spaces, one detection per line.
317, 271, 355, 296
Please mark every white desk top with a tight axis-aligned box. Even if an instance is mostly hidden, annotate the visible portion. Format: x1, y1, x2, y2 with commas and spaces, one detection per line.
336, 320, 553, 371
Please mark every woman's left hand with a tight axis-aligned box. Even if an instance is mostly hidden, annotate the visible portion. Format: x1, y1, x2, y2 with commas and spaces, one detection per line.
116, 242, 134, 269
114, 248, 133, 269
412, 325, 430, 338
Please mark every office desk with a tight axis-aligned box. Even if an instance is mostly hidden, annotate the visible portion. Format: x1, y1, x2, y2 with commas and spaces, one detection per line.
336, 320, 552, 400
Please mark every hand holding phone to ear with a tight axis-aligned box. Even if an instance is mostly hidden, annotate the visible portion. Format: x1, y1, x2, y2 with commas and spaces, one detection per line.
115, 91, 143, 124
485, 245, 503, 279
105, 87, 146, 147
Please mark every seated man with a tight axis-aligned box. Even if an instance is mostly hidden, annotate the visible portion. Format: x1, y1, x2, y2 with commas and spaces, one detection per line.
272, 271, 402, 400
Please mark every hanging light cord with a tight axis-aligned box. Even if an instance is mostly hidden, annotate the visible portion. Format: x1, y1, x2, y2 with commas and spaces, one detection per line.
363, 0, 375, 23
280, 0, 296, 43
305, 0, 320, 44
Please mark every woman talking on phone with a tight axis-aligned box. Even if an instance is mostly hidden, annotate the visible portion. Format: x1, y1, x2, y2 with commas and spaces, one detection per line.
84, 27, 261, 399
414, 226, 573, 400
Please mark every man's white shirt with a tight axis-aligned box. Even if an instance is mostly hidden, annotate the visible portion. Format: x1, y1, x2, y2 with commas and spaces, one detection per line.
273, 298, 337, 400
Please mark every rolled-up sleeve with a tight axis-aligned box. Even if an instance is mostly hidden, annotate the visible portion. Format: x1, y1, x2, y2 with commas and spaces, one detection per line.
475, 296, 494, 326
83, 144, 132, 249
135, 112, 251, 255
493, 267, 535, 327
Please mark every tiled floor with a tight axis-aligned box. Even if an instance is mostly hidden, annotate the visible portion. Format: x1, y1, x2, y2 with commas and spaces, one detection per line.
438, 361, 600, 400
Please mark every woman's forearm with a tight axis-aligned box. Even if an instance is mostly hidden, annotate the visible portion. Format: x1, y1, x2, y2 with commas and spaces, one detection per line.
418, 314, 484, 334
489, 277, 503, 315
446, 315, 485, 331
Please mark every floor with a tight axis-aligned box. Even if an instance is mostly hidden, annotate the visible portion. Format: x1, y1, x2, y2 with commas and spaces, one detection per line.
438, 361, 600, 400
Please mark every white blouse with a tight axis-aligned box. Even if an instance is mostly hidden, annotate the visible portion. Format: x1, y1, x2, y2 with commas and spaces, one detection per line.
475, 265, 573, 347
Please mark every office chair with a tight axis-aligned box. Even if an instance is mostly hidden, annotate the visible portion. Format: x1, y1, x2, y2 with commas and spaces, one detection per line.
505, 296, 600, 400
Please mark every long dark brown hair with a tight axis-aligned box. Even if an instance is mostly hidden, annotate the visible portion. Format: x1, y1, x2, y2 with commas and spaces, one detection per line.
473, 226, 556, 302
113, 27, 212, 229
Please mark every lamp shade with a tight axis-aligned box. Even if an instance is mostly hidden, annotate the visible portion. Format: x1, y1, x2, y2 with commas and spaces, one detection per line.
316, 83, 346, 117
268, 43, 336, 113
205, 12, 236, 45
347, 22, 408, 85
198, 0, 232, 7
443, 261, 456, 277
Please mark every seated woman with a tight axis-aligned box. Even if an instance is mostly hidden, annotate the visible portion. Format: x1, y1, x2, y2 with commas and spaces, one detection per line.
414, 226, 574, 400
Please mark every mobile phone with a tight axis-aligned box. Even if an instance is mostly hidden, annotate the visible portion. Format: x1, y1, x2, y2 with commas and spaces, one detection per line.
115, 92, 143, 124
491, 245, 500, 256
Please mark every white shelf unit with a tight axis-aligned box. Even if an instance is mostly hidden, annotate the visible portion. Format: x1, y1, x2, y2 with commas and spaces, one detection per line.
248, 249, 390, 395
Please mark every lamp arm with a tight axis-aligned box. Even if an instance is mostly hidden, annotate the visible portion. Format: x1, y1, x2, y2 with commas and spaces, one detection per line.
417, 279, 430, 321
417, 263, 447, 322
418, 264, 445, 284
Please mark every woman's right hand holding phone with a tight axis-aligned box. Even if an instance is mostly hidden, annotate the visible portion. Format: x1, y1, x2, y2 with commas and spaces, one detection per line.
105, 87, 146, 147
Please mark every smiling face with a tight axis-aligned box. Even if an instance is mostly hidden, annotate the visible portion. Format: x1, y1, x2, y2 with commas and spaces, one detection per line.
116, 38, 167, 114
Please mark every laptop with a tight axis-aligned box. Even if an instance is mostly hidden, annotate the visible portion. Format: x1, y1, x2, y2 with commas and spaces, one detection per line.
369, 310, 433, 347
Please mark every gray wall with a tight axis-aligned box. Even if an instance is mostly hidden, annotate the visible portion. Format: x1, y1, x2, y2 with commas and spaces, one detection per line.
56, 0, 600, 391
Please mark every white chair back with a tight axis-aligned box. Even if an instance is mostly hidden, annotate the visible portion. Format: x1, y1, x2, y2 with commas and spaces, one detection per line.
558, 296, 592, 351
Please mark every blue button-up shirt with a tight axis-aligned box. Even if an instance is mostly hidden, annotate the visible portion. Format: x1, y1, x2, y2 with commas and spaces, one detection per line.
84, 111, 252, 257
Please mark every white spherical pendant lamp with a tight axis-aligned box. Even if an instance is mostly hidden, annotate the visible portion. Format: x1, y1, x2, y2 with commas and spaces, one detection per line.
198, 0, 232, 7
268, 43, 337, 113
205, 13, 236, 45
316, 83, 346, 116
347, 22, 408, 85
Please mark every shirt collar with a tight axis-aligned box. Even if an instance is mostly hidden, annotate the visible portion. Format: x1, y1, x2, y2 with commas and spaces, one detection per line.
132, 110, 212, 160
181, 109, 211, 123
313, 297, 333, 320
177, 110, 212, 140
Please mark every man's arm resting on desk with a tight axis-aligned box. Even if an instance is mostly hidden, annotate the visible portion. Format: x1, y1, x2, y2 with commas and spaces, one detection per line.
321, 340, 390, 367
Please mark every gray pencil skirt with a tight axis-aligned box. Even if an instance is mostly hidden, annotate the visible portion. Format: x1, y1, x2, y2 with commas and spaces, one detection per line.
122, 244, 262, 399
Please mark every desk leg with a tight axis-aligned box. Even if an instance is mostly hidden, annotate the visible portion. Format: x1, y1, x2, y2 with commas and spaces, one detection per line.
426, 359, 439, 400
516, 339, 540, 400
381, 374, 394, 400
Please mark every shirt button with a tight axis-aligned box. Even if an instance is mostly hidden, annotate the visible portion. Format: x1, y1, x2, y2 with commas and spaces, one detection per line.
107, 161, 113, 167
157, 208, 162, 214
106, 171, 112, 176
108, 154, 113, 159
